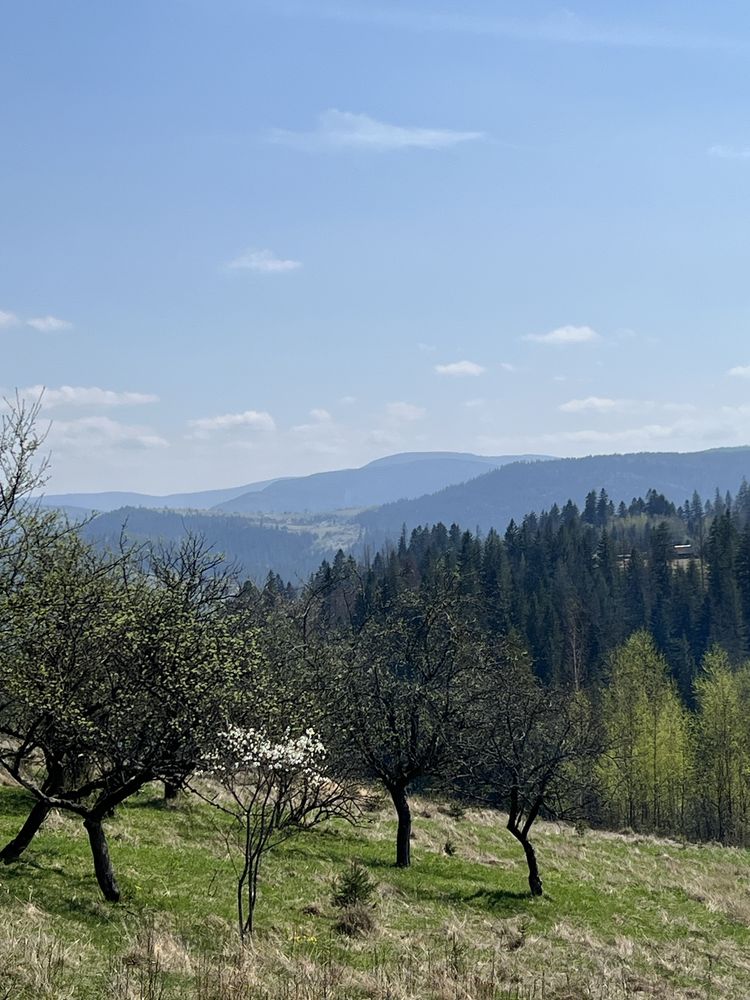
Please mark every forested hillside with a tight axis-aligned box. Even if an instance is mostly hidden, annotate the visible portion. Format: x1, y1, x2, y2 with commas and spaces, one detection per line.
79, 506, 335, 583
292, 477, 750, 845
359, 447, 750, 539
215, 451, 548, 513
7, 402, 750, 1000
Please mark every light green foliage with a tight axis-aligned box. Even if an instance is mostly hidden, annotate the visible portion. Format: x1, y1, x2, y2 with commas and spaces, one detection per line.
0, 532, 258, 802
599, 632, 691, 833
693, 649, 750, 843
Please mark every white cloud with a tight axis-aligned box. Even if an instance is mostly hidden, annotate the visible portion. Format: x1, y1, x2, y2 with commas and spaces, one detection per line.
385, 401, 426, 422
49, 416, 168, 452
464, 398, 486, 409
560, 396, 622, 413
435, 360, 486, 377
560, 396, 696, 415
227, 249, 301, 273
0, 310, 19, 328
728, 365, 750, 377
309, 407, 332, 422
477, 412, 735, 457
270, 109, 485, 152
187, 410, 276, 438
340, 395, 357, 405
27, 315, 73, 332
524, 325, 600, 345
709, 145, 750, 160
21, 385, 158, 409
500, 362, 517, 372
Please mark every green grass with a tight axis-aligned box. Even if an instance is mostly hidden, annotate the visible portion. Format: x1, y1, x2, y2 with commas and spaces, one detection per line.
2, 782, 750, 998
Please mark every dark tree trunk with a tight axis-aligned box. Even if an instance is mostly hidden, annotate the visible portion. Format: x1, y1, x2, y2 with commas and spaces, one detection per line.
507, 790, 544, 897
0, 800, 52, 864
388, 782, 412, 868
521, 837, 543, 896
507, 822, 543, 896
163, 781, 179, 801
84, 817, 121, 902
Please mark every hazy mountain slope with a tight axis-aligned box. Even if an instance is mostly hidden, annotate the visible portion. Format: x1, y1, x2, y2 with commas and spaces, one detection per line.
39, 478, 282, 514
358, 447, 750, 537
216, 452, 549, 514
80, 507, 329, 583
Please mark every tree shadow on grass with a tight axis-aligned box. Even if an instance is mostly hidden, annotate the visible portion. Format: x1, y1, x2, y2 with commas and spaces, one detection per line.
1, 849, 144, 931
463, 887, 534, 913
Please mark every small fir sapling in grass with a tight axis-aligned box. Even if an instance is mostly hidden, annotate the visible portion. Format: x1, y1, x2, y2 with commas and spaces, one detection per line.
330, 860, 377, 909
331, 860, 378, 937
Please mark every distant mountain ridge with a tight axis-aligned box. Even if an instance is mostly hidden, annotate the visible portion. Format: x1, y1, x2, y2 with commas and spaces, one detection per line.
357, 447, 750, 539
39, 478, 284, 514
44, 446, 750, 584
40, 452, 550, 515
214, 452, 549, 514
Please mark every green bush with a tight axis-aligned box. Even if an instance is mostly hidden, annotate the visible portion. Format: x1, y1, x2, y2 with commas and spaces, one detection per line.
331, 860, 377, 910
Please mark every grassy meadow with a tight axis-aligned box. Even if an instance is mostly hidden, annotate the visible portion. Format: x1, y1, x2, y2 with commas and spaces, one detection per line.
2, 782, 750, 999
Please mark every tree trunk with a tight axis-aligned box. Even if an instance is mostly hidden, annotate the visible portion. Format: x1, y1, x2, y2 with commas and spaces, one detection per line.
521, 837, 543, 896
163, 781, 179, 801
388, 783, 412, 868
84, 817, 121, 902
507, 791, 544, 898
0, 800, 52, 864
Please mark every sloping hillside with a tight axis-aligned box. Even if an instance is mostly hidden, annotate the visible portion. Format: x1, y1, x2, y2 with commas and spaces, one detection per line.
214, 452, 549, 514
79, 507, 347, 583
359, 447, 750, 538
2, 784, 750, 999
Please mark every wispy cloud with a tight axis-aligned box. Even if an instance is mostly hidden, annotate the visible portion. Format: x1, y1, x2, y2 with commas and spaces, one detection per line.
49, 416, 168, 452
559, 396, 622, 413
477, 415, 734, 457
227, 249, 301, 273
0, 310, 19, 328
22, 386, 159, 409
385, 401, 426, 422
309, 407, 332, 422
266, 3, 741, 53
728, 365, 750, 377
709, 145, 750, 161
560, 396, 696, 415
500, 362, 517, 373
187, 409, 276, 439
270, 109, 484, 152
435, 360, 486, 377
524, 325, 600, 346
27, 315, 73, 332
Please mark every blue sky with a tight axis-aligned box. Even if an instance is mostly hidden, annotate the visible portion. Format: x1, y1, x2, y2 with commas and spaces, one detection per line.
3, 0, 750, 493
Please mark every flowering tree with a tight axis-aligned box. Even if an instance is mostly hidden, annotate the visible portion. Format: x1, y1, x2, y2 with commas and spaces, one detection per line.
198, 726, 358, 939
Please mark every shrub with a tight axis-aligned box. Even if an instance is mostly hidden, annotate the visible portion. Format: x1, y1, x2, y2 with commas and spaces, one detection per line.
331, 860, 377, 910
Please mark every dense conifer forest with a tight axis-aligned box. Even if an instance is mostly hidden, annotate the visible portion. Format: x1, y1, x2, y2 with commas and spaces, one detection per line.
243, 477, 750, 850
